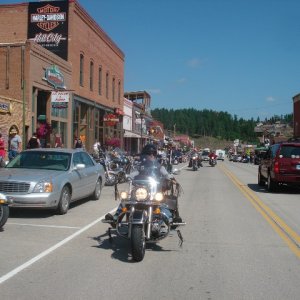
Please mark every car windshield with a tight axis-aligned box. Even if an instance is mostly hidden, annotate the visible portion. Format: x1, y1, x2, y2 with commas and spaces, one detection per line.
279, 146, 300, 158
6, 151, 71, 171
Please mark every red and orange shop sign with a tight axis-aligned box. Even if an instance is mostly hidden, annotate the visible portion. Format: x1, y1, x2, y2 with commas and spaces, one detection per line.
103, 113, 119, 126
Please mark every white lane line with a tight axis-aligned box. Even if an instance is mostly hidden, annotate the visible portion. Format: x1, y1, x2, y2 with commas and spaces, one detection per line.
0, 207, 117, 285
7, 223, 81, 229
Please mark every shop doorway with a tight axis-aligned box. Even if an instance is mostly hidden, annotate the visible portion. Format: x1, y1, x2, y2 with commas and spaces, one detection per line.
37, 91, 51, 147
37, 91, 49, 119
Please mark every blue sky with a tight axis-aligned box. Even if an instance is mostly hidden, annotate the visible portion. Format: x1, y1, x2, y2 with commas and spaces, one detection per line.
1, 0, 300, 120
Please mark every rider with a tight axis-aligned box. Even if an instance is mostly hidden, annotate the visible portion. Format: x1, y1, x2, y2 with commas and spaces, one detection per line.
208, 150, 218, 162
104, 143, 183, 225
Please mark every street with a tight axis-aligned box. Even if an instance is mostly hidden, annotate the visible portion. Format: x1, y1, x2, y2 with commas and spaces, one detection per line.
1, 159, 300, 300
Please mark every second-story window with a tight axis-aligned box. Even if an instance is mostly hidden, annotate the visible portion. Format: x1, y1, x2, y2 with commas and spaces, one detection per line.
90, 61, 94, 91
106, 72, 109, 99
112, 77, 115, 102
98, 66, 102, 95
80, 53, 84, 86
118, 80, 121, 104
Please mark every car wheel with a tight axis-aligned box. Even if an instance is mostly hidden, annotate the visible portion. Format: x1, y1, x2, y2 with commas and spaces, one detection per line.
92, 178, 102, 200
258, 170, 265, 186
57, 186, 71, 215
267, 174, 278, 192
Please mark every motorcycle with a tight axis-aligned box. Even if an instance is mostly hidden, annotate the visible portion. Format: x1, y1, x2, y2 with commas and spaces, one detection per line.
91, 150, 119, 186
103, 171, 185, 262
209, 158, 217, 167
0, 193, 12, 229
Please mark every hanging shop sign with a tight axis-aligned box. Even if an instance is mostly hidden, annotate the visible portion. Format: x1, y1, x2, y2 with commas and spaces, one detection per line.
51, 91, 69, 102
103, 113, 119, 126
28, 1, 69, 60
0, 102, 11, 113
44, 65, 65, 89
51, 91, 69, 109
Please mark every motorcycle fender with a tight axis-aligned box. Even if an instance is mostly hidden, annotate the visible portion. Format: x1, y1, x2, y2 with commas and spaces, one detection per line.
131, 210, 146, 225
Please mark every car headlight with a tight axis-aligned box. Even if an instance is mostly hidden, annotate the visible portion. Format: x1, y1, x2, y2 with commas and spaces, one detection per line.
135, 187, 148, 201
120, 191, 128, 199
154, 192, 163, 201
33, 181, 53, 193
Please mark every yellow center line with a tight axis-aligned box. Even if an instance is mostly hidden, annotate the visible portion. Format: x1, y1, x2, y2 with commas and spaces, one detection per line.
219, 164, 300, 259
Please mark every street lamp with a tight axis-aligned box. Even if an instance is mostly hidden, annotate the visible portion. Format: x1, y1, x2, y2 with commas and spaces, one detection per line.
140, 111, 144, 151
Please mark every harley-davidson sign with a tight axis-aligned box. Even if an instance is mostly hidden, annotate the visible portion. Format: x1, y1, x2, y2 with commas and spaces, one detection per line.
28, 1, 69, 60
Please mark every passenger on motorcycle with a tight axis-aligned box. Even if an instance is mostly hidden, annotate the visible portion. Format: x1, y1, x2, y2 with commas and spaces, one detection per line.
104, 143, 183, 226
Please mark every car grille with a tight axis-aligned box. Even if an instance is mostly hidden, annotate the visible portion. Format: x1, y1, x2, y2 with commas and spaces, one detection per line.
0, 181, 30, 193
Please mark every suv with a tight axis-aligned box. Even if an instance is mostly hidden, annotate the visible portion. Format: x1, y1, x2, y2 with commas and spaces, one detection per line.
258, 142, 300, 191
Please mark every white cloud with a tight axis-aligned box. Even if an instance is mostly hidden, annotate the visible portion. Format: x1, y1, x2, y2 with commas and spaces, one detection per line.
186, 58, 201, 68
266, 96, 275, 102
177, 78, 187, 84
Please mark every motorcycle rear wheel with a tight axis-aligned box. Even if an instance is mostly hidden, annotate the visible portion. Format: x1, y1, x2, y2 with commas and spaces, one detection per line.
0, 205, 9, 229
131, 225, 145, 262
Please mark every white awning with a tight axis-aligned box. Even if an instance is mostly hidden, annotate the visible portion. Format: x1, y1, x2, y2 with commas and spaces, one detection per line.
124, 131, 141, 138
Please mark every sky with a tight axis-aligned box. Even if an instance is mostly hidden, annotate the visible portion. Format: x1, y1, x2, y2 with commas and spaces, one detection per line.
1, 0, 300, 120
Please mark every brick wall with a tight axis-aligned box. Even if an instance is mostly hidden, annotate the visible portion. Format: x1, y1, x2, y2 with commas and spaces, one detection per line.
69, 1, 124, 111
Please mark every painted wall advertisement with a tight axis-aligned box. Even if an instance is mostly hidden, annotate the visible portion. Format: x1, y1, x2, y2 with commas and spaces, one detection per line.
27, 1, 69, 60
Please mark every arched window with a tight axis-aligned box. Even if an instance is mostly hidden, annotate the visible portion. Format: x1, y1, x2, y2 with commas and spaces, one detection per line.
90, 60, 94, 91
98, 66, 102, 95
106, 72, 109, 99
112, 77, 115, 102
118, 80, 121, 104
80, 54, 84, 86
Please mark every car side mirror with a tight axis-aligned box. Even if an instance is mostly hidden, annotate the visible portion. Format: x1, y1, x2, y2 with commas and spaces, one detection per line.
172, 168, 180, 175
74, 163, 85, 170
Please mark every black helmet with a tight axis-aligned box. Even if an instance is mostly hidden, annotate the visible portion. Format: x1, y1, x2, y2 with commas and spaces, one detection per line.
141, 144, 157, 156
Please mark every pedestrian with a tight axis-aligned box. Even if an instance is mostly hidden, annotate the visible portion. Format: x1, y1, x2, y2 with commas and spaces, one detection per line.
0, 133, 6, 166
8, 128, 22, 161
27, 132, 41, 149
54, 132, 63, 148
74, 136, 83, 148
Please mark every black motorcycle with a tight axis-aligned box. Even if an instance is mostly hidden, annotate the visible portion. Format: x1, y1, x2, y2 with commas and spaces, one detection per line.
209, 158, 217, 167
0, 193, 12, 229
103, 172, 185, 262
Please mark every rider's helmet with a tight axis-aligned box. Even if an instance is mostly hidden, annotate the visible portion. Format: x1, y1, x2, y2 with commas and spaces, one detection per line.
141, 144, 157, 157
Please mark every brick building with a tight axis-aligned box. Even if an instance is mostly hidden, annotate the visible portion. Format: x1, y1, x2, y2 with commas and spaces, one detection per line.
0, 0, 124, 153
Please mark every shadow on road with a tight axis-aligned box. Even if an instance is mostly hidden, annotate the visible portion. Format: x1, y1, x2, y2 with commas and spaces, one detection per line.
247, 183, 300, 194
91, 229, 173, 263
9, 196, 92, 219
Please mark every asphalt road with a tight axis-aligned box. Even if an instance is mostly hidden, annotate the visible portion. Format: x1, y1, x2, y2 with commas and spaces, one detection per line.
1, 160, 300, 300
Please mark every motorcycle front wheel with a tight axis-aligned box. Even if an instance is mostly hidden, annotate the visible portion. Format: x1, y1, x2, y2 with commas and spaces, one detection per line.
131, 224, 146, 262
0, 205, 9, 229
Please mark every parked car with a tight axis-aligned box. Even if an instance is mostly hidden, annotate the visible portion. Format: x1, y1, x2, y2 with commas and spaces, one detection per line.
0, 148, 105, 214
258, 142, 300, 191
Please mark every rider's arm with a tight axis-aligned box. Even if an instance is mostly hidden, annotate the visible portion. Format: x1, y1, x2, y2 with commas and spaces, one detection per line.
160, 165, 173, 180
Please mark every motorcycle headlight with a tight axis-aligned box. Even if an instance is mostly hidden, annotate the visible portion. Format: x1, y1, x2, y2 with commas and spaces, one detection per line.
33, 180, 53, 193
135, 188, 148, 201
120, 191, 128, 199
154, 192, 163, 201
